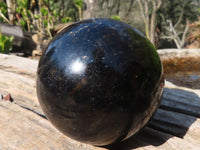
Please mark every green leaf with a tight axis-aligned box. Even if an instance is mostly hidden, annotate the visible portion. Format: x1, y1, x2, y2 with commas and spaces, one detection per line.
0, 35, 6, 42
43, 19, 48, 27
0, 2, 8, 15
20, 19, 26, 29
34, 14, 40, 19
0, 34, 13, 53
30, 25, 34, 29
41, 7, 48, 16
74, 0, 83, 8
61, 17, 72, 23
111, 15, 121, 21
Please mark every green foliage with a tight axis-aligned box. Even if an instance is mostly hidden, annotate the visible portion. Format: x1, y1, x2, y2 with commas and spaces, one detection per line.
0, 2, 8, 22
47, 0, 60, 19
111, 15, 121, 21
0, 0, 81, 37
15, 0, 31, 30
34, 14, 40, 20
74, 0, 83, 20
156, 0, 200, 48
61, 17, 72, 23
0, 2, 7, 15
159, 0, 199, 24
66, 7, 77, 19
0, 34, 13, 53
20, 19, 26, 29
74, 0, 83, 8
41, 7, 48, 16
43, 19, 48, 28
16, 0, 29, 8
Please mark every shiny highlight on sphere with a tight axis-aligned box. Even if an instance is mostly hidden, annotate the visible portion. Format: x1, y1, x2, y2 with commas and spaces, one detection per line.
36, 18, 164, 146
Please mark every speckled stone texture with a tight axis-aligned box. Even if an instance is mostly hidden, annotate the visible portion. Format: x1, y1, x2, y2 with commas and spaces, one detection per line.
36, 18, 164, 146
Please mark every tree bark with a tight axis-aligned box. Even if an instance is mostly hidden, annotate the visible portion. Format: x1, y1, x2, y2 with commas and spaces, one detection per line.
6, 0, 14, 24
150, 0, 162, 45
150, 10, 156, 44
137, 0, 162, 45
145, 1, 150, 39
137, 0, 149, 39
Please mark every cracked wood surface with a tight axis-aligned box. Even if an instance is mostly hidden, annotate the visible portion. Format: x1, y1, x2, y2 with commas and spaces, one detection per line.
0, 53, 200, 150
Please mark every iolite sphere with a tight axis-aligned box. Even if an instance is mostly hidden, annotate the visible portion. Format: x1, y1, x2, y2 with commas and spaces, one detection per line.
36, 18, 164, 146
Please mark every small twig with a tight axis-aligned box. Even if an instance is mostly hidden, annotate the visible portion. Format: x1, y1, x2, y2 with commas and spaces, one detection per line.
174, 4, 185, 29
0, 10, 12, 24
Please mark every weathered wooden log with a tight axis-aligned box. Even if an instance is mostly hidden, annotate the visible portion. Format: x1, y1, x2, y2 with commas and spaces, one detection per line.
157, 49, 200, 60
157, 49, 200, 74
51, 22, 74, 36
0, 54, 200, 149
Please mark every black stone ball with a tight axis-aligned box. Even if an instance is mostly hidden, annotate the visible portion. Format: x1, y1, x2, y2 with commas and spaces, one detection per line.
36, 18, 164, 146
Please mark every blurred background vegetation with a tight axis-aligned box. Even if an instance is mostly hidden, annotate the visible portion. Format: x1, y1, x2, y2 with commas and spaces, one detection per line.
0, 0, 200, 54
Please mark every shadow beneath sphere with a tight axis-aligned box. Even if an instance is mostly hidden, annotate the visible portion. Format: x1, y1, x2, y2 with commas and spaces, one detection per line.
105, 87, 199, 150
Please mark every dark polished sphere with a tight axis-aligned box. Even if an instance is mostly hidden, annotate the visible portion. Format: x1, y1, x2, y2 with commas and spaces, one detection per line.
36, 18, 164, 146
